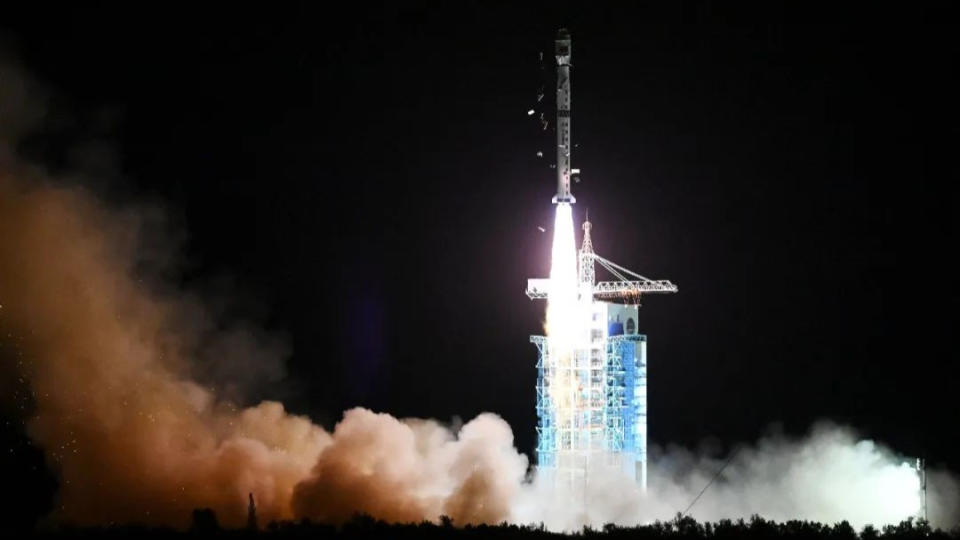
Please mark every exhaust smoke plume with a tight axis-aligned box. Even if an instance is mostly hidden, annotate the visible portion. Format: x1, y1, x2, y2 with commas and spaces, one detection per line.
0, 163, 532, 528
1, 54, 957, 532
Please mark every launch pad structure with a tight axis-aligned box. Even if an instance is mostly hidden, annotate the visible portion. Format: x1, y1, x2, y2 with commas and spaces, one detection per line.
527, 29, 677, 490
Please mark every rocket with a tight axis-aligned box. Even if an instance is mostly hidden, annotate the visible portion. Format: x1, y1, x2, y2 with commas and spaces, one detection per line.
552, 28, 577, 204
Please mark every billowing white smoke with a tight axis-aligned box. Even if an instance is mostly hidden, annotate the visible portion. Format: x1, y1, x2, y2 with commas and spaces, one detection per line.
516, 423, 957, 531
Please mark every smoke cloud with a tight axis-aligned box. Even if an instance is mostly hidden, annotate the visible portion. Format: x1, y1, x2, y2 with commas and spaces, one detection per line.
0, 165, 533, 528
291, 410, 527, 525
513, 424, 959, 531
1, 53, 956, 532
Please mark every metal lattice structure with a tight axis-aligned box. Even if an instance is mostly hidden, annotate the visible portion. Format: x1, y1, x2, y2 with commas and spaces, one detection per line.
528, 28, 675, 491
527, 219, 674, 490
526, 275, 678, 301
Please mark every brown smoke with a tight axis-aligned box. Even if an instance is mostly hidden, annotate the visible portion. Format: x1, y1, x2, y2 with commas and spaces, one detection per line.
0, 169, 320, 526
0, 52, 531, 527
0, 165, 530, 528
292, 409, 526, 525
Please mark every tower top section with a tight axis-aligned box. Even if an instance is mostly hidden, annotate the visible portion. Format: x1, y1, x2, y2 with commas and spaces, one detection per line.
581, 218, 594, 255
580, 218, 596, 288
527, 218, 678, 303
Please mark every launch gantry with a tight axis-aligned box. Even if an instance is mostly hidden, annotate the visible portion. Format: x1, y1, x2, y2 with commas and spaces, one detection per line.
526, 28, 677, 491
527, 213, 678, 303
527, 218, 676, 489
526, 255, 678, 302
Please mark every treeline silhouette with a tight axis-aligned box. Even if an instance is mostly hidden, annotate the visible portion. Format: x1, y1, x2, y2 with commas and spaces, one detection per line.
25, 511, 959, 540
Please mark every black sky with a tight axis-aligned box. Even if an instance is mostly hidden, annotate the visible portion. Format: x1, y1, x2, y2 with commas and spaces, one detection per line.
2, 0, 958, 490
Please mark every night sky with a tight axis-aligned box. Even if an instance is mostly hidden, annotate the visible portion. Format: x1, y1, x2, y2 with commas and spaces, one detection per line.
2, 0, 958, 507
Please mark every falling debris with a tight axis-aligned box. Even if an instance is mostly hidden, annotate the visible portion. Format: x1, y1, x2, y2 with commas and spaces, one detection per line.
527, 109, 535, 116
537, 226, 546, 233
537, 92, 544, 102
536, 151, 543, 158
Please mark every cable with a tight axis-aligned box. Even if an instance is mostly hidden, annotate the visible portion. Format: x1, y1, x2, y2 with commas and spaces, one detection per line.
681, 445, 741, 517
593, 254, 656, 283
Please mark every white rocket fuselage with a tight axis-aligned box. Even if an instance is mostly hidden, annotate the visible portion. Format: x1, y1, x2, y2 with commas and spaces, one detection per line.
553, 29, 575, 204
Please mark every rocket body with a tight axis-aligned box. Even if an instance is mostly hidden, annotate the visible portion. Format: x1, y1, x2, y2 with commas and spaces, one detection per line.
553, 29, 575, 204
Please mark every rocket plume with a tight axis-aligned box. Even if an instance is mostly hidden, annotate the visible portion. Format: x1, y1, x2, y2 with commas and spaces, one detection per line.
546, 202, 580, 349
543, 203, 585, 440
1, 53, 957, 532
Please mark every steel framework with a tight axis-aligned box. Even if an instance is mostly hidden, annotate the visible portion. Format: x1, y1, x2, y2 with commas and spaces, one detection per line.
529, 218, 672, 489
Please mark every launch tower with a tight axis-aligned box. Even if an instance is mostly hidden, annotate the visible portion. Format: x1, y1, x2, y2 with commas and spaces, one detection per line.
527, 29, 677, 490
527, 221, 676, 489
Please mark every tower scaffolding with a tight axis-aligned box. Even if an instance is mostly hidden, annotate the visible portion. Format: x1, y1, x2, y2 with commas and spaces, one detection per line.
528, 28, 676, 492
528, 218, 674, 490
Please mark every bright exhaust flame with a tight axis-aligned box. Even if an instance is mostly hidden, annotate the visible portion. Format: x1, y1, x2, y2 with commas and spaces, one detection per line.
546, 203, 579, 351
543, 202, 583, 466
